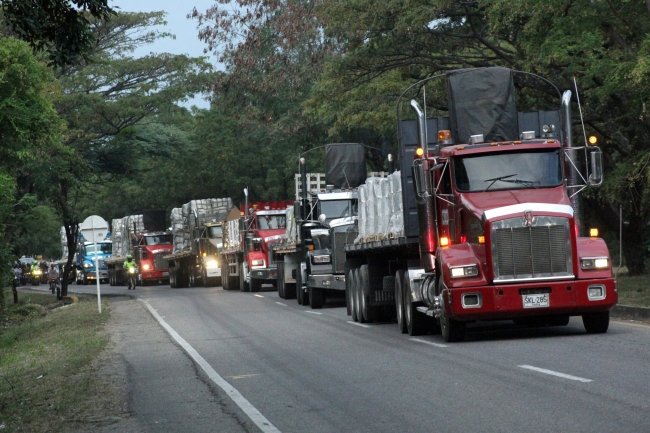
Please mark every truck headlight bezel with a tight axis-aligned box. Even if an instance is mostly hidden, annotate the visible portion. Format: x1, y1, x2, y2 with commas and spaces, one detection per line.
580, 257, 609, 270
449, 264, 479, 278
312, 255, 331, 264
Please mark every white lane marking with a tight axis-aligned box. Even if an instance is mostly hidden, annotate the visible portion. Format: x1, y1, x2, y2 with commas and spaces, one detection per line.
410, 338, 448, 348
518, 365, 593, 383
141, 300, 281, 433
276, 302, 287, 306
347, 321, 370, 328
305, 311, 322, 315
254, 294, 264, 298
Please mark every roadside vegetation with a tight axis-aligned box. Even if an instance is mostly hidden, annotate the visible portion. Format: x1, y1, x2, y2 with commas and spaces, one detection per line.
616, 272, 650, 308
0, 291, 117, 432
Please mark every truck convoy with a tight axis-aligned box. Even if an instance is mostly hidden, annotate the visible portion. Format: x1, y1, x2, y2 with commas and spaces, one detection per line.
106, 210, 172, 286
274, 144, 366, 308
221, 199, 292, 292
165, 198, 239, 288
342, 67, 615, 342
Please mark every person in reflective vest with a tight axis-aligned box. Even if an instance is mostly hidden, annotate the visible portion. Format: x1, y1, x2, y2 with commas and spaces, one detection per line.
124, 255, 136, 290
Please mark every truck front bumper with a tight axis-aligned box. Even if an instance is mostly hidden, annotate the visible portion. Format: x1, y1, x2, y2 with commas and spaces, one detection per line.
250, 267, 277, 281
142, 270, 170, 280
206, 267, 222, 278
308, 274, 346, 291
84, 270, 108, 280
445, 277, 618, 321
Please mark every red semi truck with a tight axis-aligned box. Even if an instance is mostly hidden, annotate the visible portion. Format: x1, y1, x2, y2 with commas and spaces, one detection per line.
220, 198, 292, 292
345, 67, 616, 342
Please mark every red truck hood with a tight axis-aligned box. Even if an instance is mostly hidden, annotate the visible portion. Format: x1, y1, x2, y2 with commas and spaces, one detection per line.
460, 187, 572, 221
143, 245, 173, 255
258, 229, 286, 243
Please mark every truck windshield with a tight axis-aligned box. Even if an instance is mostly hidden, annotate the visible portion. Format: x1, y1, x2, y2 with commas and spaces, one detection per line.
258, 215, 286, 230
144, 234, 172, 246
85, 243, 112, 254
208, 226, 223, 239
454, 149, 562, 192
320, 200, 356, 219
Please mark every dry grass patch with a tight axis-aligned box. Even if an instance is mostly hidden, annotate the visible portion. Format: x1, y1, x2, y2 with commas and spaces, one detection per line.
616, 273, 650, 308
0, 291, 118, 432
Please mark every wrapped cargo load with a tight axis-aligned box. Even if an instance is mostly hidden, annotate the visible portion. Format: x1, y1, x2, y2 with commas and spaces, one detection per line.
170, 198, 236, 253
285, 206, 299, 245
364, 177, 382, 241
388, 171, 404, 238
223, 219, 240, 250
355, 184, 367, 243
376, 177, 390, 239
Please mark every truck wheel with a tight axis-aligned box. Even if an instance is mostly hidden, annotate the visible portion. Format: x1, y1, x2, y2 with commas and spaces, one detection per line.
582, 311, 609, 334
350, 268, 358, 321
395, 270, 407, 334
354, 268, 365, 322
83, 275, 88, 285
188, 266, 196, 287
169, 267, 177, 288
250, 278, 261, 292
440, 293, 466, 342
345, 268, 353, 316
309, 287, 325, 309
239, 263, 250, 292
277, 264, 285, 298
296, 264, 304, 304
404, 271, 426, 336
360, 265, 379, 322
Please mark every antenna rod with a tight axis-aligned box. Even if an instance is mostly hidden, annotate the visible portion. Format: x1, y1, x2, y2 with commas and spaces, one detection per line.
573, 77, 589, 146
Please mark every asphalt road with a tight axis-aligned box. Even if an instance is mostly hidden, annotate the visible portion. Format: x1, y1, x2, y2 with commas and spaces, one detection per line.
24, 281, 650, 432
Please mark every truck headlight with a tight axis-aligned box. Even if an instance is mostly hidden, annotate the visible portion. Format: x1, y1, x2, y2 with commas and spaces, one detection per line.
83, 263, 92, 268
142, 264, 150, 270
206, 260, 218, 268
251, 259, 264, 267
313, 255, 331, 264
580, 257, 608, 270
449, 265, 479, 278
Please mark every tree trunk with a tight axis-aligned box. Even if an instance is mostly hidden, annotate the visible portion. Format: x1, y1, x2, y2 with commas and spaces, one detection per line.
622, 211, 646, 275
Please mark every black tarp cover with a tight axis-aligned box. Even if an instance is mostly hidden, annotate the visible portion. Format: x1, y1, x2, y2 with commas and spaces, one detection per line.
447, 67, 519, 144
325, 143, 366, 188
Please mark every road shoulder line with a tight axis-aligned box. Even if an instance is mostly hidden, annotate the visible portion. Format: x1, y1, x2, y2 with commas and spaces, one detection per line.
347, 321, 370, 328
518, 364, 592, 383
410, 338, 448, 348
140, 300, 281, 433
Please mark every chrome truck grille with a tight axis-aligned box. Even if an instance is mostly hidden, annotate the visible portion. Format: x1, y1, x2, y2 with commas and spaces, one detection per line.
490, 216, 573, 282
154, 253, 168, 271
332, 228, 358, 274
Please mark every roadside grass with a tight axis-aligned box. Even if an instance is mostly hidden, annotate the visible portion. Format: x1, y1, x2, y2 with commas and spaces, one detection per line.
616, 272, 650, 308
0, 289, 116, 432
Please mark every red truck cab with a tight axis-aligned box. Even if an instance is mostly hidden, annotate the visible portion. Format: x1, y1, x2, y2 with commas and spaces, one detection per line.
134, 232, 173, 285
245, 203, 291, 291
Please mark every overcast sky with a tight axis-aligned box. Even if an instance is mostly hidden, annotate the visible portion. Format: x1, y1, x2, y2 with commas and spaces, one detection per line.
110, 0, 219, 109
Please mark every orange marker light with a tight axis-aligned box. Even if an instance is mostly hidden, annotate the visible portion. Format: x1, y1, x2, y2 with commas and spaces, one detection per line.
590, 228, 599, 237
415, 148, 424, 157
440, 236, 449, 247
588, 136, 598, 145
456, 146, 465, 151
438, 130, 452, 143
478, 235, 485, 244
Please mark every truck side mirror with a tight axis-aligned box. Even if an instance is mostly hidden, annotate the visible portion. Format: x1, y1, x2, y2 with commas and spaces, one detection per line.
589, 148, 603, 187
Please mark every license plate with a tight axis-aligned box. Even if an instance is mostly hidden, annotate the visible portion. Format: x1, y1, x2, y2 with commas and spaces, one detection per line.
522, 293, 549, 308
163, 272, 169, 276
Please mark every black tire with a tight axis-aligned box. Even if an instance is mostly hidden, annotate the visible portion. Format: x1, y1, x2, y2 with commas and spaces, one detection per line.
188, 266, 196, 287
395, 269, 407, 334
202, 269, 210, 287
404, 271, 426, 336
350, 268, 358, 321
309, 287, 325, 309
170, 267, 177, 288
250, 278, 262, 292
359, 265, 379, 322
354, 268, 366, 323
83, 275, 88, 286
239, 263, 249, 292
277, 263, 285, 298
345, 268, 353, 316
296, 263, 306, 305
440, 292, 466, 342
582, 311, 609, 334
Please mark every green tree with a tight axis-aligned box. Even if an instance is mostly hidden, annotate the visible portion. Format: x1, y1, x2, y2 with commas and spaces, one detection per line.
1, 0, 115, 67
